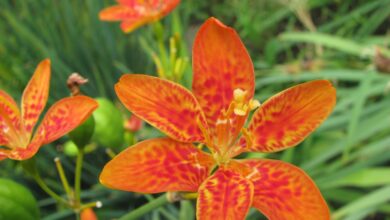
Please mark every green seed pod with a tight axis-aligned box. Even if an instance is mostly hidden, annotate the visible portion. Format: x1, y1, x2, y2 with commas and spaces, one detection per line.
92, 98, 124, 149
0, 178, 40, 220
68, 115, 95, 149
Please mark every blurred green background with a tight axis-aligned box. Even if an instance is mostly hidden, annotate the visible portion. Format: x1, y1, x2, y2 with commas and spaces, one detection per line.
0, 0, 390, 219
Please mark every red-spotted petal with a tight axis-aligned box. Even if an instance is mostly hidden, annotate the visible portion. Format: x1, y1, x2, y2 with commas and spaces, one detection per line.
115, 74, 208, 143
100, 138, 214, 193
99, 5, 148, 33
197, 168, 253, 220
21, 59, 50, 136
0, 90, 22, 146
192, 18, 254, 131
99, 5, 137, 21
34, 96, 98, 145
239, 80, 336, 153
240, 159, 330, 220
100, 0, 180, 33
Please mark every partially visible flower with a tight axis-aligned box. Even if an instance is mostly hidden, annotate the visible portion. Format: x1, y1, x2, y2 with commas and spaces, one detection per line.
99, 0, 180, 33
124, 114, 143, 132
100, 18, 336, 219
0, 59, 98, 161
81, 208, 98, 220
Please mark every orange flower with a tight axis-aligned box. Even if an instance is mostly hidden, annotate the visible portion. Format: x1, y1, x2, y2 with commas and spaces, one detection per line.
0, 59, 98, 161
99, 0, 180, 33
81, 208, 98, 220
100, 18, 336, 219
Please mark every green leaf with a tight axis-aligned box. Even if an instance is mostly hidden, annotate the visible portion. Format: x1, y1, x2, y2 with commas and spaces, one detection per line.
279, 32, 390, 57
333, 185, 390, 220
325, 168, 390, 188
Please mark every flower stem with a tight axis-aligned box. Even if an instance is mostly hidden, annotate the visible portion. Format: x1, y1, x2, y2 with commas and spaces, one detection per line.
74, 148, 84, 209
54, 157, 73, 200
119, 194, 169, 220
21, 158, 70, 207
33, 172, 70, 207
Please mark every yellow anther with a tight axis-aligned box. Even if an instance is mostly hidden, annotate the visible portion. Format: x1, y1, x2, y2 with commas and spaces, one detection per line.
249, 99, 261, 110
233, 88, 247, 102
234, 103, 248, 116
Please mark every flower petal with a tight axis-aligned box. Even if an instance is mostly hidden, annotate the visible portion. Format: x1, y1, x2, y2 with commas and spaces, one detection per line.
240, 80, 336, 153
197, 168, 253, 220
99, 4, 147, 32
192, 18, 254, 130
120, 19, 150, 33
100, 138, 214, 193
240, 159, 330, 220
0, 150, 8, 161
81, 208, 98, 220
34, 96, 98, 145
115, 74, 208, 143
100, 0, 180, 33
99, 5, 138, 21
21, 59, 50, 136
0, 90, 21, 146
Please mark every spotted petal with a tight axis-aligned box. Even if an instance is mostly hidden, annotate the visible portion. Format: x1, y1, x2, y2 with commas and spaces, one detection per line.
197, 168, 253, 220
34, 96, 98, 145
240, 80, 336, 153
0, 90, 21, 146
99, 5, 146, 33
100, 0, 180, 33
115, 74, 208, 143
241, 159, 330, 220
192, 18, 254, 131
21, 59, 50, 136
100, 138, 214, 193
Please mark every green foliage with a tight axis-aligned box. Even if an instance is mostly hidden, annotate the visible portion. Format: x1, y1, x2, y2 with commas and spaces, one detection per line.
0, 178, 40, 220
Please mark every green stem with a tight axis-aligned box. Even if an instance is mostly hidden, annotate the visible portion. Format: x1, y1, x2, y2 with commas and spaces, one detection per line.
21, 158, 70, 207
33, 174, 70, 207
119, 194, 169, 220
74, 148, 84, 209
54, 157, 73, 200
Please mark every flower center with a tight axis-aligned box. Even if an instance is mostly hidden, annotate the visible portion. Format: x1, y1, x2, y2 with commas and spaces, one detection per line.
212, 88, 260, 164
0, 110, 30, 150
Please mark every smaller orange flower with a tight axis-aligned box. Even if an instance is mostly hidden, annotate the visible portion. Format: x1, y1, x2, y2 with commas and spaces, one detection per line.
0, 59, 98, 161
99, 0, 180, 33
81, 208, 98, 220
124, 114, 143, 132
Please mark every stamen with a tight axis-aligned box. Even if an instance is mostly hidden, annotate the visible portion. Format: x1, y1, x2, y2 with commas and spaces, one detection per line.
246, 168, 260, 179
196, 117, 213, 152
241, 128, 253, 149
249, 100, 261, 110
232, 88, 261, 116
233, 88, 247, 102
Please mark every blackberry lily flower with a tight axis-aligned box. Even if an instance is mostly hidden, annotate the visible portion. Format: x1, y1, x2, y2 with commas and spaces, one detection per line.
100, 18, 336, 220
99, 0, 180, 33
0, 59, 98, 161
